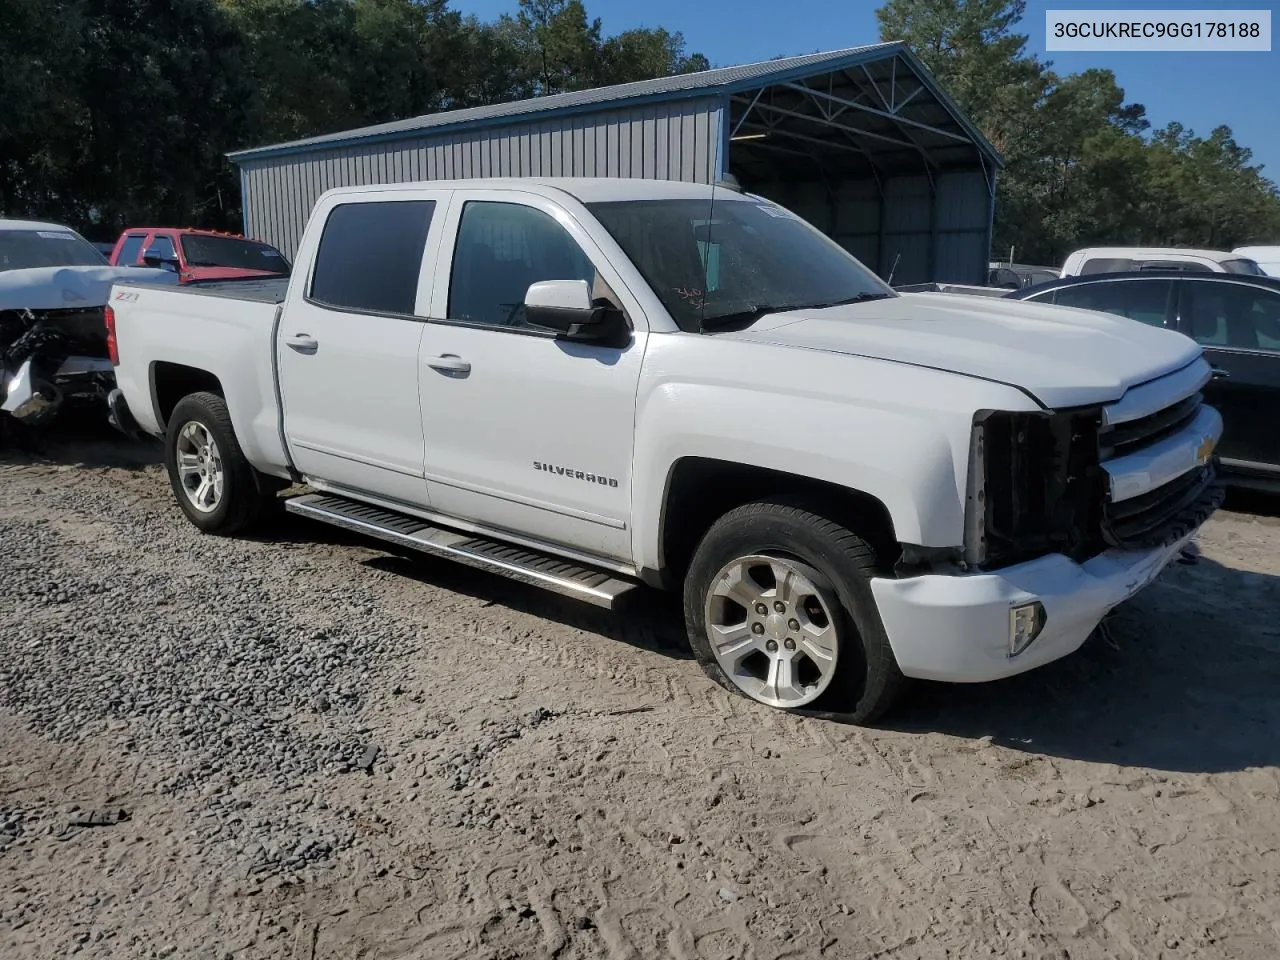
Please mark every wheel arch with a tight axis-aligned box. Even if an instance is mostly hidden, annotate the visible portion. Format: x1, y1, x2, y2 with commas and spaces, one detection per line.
650, 457, 902, 589
150, 361, 225, 432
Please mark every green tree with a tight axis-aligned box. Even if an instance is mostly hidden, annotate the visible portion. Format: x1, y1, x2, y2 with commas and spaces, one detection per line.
216, 0, 362, 144
1143, 124, 1280, 247
517, 0, 602, 95
451, 14, 538, 106
599, 27, 709, 84
1, 0, 710, 237
0, 0, 86, 219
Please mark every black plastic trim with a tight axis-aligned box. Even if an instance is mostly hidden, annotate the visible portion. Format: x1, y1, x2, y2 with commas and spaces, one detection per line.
1102, 463, 1225, 550
106, 388, 143, 439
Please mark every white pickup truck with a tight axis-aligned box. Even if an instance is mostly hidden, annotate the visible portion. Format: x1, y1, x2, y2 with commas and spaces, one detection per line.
106, 177, 1225, 723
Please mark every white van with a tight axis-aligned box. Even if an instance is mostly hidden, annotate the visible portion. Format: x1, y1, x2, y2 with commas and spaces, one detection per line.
1232, 245, 1280, 278
1060, 246, 1264, 277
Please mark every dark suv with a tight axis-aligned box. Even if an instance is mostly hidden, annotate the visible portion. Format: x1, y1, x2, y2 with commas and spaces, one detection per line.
1006, 270, 1280, 491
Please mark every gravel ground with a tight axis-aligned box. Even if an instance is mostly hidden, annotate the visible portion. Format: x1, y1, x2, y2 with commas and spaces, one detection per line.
2, 420, 1280, 959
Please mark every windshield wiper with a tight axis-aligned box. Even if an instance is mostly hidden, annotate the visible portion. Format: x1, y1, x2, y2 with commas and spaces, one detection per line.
699, 303, 792, 329
800, 292, 894, 308
699, 291, 893, 330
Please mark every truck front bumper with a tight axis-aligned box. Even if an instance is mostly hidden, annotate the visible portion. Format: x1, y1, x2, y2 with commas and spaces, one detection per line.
870, 533, 1198, 683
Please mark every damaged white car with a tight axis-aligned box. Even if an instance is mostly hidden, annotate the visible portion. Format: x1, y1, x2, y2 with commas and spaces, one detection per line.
0, 218, 177, 427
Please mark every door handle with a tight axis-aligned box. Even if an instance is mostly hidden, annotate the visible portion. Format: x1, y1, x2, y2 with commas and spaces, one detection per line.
285, 334, 318, 354
426, 354, 471, 375
1210, 366, 1230, 380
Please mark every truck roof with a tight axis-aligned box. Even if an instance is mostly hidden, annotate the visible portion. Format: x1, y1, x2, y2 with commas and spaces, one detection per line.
1066, 246, 1246, 262
117, 226, 268, 238
0, 218, 81, 233
317, 177, 754, 205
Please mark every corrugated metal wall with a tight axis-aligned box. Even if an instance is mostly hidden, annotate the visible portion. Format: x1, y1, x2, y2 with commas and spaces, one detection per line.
241, 98, 725, 258
748, 169, 991, 285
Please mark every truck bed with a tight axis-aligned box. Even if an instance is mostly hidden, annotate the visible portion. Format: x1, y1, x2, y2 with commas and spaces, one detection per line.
108, 275, 289, 472
120, 276, 288, 305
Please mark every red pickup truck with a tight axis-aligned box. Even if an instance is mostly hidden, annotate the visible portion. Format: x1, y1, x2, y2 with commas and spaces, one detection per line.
108, 227, 291, 283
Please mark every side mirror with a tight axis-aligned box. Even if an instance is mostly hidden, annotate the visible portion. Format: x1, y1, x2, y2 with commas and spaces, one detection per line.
524, 280, 627, 344
142, 248, 179, 271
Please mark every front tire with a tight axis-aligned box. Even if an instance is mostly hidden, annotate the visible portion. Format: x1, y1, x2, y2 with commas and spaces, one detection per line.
164, 391, 270, 535
683, 498, 905, 724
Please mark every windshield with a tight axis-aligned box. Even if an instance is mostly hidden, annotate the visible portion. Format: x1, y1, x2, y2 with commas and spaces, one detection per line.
0, 228, 108, 272
1222, 257, 1264, 276
179, 234, 291, 274
585, 197, 894, 331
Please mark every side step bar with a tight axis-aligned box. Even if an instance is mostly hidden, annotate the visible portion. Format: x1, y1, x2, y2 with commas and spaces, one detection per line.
284, 493, 641, 609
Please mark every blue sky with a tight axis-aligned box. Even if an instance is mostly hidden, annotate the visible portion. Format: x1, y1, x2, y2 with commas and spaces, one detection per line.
455, 0, 1280, 181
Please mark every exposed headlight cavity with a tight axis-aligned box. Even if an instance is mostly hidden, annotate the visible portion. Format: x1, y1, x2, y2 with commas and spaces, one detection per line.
964, 408, 1104, 570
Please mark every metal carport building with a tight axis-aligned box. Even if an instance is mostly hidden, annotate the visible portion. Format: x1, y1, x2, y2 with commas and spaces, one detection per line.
228, 42, 1003, 286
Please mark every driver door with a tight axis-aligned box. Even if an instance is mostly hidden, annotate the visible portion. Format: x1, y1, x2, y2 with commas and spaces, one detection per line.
417, 190, 648, 562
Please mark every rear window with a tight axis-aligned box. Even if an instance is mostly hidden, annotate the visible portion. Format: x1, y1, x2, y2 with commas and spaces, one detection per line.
0, 228, 107, 272
180, 234, 290, 274
308, 201, 435, 315
1221, 258, 1264, 276
1137, 260, 1212, 272
1080, 258, 1132, 275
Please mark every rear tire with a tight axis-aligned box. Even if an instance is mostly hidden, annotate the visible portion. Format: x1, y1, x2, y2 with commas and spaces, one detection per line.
683, 497, 905, 724
164, 391, 271, 535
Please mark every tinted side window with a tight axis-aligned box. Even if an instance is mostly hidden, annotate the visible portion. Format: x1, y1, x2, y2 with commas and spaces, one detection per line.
1138, 259, 1212, 272
146, 235, 177, 260
447, 201, 595, 328
310, 200, 435, 315
1080, 257, 1132, 275
116, 234, 146, 265
1184, 281, 1280, 350
1050, 279, 1173, 326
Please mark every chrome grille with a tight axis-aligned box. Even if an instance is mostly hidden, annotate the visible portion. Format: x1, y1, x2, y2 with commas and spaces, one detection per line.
1097, 368, 1222, 550
1099, 391, 1202, 458
1101, 464, 1222, 549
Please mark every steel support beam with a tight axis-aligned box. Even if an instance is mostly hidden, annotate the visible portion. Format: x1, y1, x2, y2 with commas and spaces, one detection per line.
732, 119, 875, 158
730, 104, 890, 184
781, 81, 972, 144
732, 96, 921, 153
730, 88, 765, 139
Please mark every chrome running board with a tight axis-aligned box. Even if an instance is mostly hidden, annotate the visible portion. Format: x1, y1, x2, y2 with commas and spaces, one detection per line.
284, 493, 641, 609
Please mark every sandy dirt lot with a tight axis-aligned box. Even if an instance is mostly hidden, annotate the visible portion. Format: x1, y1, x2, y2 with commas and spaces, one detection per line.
2, 423, 1279, 960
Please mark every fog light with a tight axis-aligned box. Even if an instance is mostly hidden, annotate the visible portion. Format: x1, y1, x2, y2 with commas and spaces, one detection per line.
1009, 601, 1046, 657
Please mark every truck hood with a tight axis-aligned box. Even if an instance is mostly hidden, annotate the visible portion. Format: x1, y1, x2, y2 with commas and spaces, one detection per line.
0, 265, 177, 312
720, 292, 1203, 409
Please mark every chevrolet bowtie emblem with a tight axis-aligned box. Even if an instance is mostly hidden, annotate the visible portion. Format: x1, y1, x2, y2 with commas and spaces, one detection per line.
1196, 434, 1217, 465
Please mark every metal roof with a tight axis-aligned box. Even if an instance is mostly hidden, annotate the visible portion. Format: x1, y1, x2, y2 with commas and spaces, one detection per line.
228, 42, 1001, 167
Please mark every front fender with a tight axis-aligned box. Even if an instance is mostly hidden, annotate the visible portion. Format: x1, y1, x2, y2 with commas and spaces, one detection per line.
629, 336, 1039, 571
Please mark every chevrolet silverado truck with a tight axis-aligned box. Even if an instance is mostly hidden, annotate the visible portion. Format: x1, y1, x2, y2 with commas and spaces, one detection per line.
105, 178, 1225, 723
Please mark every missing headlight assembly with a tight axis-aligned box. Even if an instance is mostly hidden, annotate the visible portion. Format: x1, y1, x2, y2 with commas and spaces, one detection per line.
963, 407, 1105, 571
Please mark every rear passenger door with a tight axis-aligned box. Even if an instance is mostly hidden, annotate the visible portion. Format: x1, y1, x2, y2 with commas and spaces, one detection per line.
277, 190, 450, 506
1176, 277, 1280, 475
